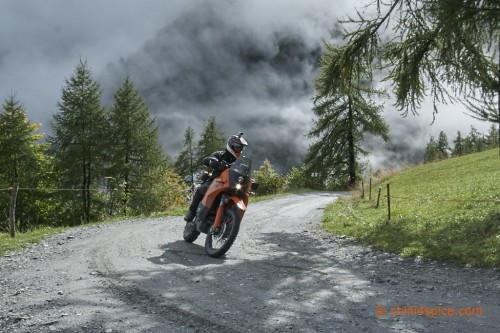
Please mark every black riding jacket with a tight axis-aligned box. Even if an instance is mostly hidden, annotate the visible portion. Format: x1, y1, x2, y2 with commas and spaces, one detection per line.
203, 150, 237, 180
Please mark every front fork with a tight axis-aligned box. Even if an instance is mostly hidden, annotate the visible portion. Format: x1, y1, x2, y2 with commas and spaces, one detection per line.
211, 195, 228, 233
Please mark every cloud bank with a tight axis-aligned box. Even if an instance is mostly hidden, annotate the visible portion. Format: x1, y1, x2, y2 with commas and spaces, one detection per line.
0, 0, 492, 173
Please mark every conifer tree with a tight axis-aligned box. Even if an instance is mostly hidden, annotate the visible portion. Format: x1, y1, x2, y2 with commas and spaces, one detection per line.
175, 127, 196, 184
0, 94, 46, 235
197, 116, 225, 165
463, 126, 482, 154
49, 60, 107, 223
423, 136, 439, 163
0, 94, 43, 186
307, 43, 389, 188
486, 124, 500, 148
436, 131, 450, 160
107, 76, 164, 215
324, 0, 499, 124
452, 131, 464, 157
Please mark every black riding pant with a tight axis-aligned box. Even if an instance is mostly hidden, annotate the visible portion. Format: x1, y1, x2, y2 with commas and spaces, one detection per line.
188, 181, 211, 213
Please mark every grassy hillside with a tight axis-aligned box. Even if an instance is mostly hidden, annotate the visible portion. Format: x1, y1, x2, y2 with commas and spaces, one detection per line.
323, 149, 500, 267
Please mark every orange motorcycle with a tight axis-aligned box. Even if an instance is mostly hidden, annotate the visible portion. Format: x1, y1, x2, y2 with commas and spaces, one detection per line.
183, 156, 257, 258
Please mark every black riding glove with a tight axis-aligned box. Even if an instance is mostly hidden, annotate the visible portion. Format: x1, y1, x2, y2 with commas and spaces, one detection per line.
208, 159, 224, 170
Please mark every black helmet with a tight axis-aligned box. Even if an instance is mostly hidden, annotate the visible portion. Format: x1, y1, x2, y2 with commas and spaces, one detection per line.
226, 132, 248, 158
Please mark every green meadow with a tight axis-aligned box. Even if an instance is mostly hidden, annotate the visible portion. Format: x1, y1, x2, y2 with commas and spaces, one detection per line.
323, 149, 500, 267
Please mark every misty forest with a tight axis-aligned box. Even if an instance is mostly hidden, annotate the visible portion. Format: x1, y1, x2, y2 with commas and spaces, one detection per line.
1, 0, 499, 235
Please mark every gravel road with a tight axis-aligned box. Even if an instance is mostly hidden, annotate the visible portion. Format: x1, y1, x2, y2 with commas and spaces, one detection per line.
1, 192, 499, 333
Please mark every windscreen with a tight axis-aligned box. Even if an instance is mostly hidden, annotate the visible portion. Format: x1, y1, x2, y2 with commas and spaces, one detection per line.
230, 156, 252, 177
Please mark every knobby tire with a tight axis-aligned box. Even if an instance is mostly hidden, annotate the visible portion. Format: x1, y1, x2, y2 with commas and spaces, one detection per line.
205, 205, 241, 258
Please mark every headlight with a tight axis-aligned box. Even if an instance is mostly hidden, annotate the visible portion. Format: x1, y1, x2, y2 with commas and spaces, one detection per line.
236, 176, 244, 190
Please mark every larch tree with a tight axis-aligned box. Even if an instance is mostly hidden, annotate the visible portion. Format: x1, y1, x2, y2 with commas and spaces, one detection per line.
175, 126, 196, 185
486, 124, 499, 148
463, 125, 482, 153
196, 116, 226, 165
423, 136, 439, 163
452, 131, 464, 157
0, 94, 42, 186
49, 60, 107, 223
107, 76, 164, 215
325, 0, 500, 150
0, 94, 44, 236
307, 43, 389, 189
436, 131, 450, 159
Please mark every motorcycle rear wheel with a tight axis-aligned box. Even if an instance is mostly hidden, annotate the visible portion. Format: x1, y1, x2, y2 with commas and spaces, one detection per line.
205, 206, 241, 258
183, 221, 200, 243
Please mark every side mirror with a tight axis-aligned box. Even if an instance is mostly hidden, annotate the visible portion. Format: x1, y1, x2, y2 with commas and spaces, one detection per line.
251, 182, 259, 191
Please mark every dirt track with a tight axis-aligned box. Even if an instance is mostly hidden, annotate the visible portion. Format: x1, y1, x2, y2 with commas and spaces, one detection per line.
1, 192, 499, 332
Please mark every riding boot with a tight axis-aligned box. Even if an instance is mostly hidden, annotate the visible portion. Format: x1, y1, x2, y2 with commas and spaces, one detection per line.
184, 189, 204, 222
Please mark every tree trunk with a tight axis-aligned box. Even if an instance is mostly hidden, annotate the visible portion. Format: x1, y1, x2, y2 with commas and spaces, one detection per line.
347, 96, 356, 186
189, 144, 194, 185
86, 162, 91, 222
497, 37, 499, 155
122, 135, 131, 215
9, 183, 19, 238
124, 143, 130, 215
82, 154, 87, 224
86, 143, 92, 222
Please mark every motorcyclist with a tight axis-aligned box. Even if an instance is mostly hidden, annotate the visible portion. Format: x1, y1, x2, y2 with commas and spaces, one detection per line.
184, 133, 248, 222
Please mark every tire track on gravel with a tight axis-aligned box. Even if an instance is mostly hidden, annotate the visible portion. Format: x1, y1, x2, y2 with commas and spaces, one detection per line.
87, 238, 234, 333
1, 192, 499, 333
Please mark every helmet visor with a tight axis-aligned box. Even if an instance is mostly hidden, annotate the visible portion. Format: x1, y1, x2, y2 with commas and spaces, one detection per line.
232, 143, 244, 153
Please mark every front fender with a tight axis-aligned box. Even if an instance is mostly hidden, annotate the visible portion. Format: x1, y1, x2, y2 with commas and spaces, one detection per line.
229, 196, 247, 219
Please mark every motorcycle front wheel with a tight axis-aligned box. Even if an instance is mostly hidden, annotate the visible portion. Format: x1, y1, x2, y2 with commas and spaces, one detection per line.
205, 205, 241, 258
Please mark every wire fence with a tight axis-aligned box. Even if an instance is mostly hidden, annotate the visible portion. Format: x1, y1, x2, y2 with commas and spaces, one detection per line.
3, 182, 187, 237
2, 185, 136, 237
386, 195, 500, 204
0, 187, 97, 192
0, 187, 159, 193
362, 178, 500, 223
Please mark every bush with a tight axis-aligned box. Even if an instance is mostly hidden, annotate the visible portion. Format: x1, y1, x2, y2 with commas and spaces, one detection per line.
284, 167, 306, 191
253, 159, 284, 195
160, 171, 187, 210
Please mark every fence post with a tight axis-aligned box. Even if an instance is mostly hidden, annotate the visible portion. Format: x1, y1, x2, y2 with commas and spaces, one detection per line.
369, 178, 372, 201
376, 186, 381, 208
361, 181, 365, 199
387, 183, 391, 223
9, 183, 19, 238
